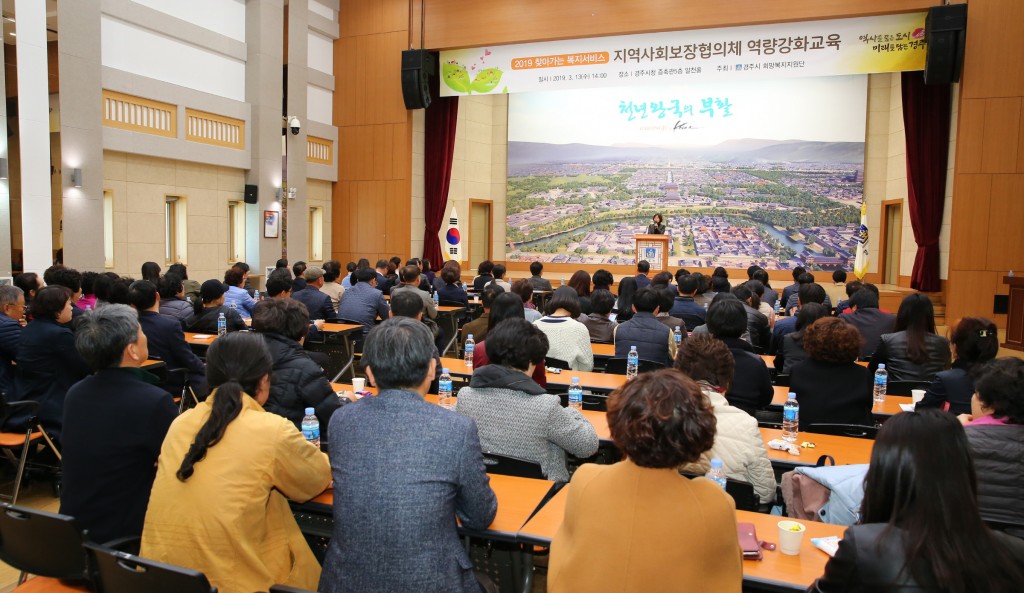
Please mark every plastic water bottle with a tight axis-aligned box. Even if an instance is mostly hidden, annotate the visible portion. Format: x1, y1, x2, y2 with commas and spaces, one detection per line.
301, 407, 320, 448
703, 302, 709, 311
626, 346, 639, 380
674, 326, 683, 348
560, 278, 565, 286
568, 377, 583, 410
438, 368, 453, 409
873, 364, 888, 404
464, 334, 475, 368
432, 291, 439, 308
706, 458, 727, 490
783, 392, 799, 443
217, 312, 227, 336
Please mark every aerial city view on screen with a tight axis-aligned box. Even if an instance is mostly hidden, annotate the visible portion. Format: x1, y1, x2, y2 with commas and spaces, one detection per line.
505, 76, 868, 271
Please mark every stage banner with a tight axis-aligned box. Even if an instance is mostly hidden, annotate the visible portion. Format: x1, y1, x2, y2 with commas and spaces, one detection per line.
440, 13, 926, 96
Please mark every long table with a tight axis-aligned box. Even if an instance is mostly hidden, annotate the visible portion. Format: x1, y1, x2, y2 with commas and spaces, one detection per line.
517, 486, 844, 591
439, 357, 627, 393
768, 385, 911, 418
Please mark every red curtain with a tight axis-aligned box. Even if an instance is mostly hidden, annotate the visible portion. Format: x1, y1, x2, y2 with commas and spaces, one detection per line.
901, 71, 951, 293
423, 71, 459, 265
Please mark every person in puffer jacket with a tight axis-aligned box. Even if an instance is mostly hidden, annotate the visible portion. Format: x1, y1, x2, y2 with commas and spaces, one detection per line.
674, 334, 776, 504
252, 298, 349, 444
961, 357, 1024, 528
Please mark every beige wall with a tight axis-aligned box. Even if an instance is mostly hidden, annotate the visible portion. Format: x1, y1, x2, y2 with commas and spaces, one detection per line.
307, 178, 334, 265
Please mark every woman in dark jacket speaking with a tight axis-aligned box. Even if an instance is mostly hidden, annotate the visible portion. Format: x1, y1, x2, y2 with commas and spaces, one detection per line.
251, 298, 348, 443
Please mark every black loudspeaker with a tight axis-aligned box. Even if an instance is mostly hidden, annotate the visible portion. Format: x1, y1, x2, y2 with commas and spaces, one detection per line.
401, 49, 434, 110
243, 184, 258, 204
924, 4, 967, 85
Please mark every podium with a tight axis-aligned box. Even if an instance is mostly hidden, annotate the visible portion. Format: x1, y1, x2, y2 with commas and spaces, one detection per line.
1004, 276, 1024, 352
634, 234, 670, 272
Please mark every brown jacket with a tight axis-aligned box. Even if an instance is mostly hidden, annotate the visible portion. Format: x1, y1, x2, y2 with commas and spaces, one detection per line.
548, 460, 742, 593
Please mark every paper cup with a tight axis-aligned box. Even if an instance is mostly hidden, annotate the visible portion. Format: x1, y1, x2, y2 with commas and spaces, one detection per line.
352, 378, 366, 392
911, 389, 926, 405
777, 520, 806, 555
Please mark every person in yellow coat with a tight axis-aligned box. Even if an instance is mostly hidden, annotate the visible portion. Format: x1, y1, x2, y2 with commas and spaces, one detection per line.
548, 369, 743, 593
141, 332, 332, 593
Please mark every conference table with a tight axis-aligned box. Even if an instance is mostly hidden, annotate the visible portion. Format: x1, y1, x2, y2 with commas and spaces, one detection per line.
767, 385, 911, 418
439, 357, 626, 393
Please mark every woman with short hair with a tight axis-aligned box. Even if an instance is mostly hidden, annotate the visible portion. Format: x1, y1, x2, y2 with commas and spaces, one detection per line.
472, 260, 495, 292
809, 408, 1024, 593
512, 279, 542, 322
435, 261, 468, 305
534, 286, 594, 371
918, 316, 999, 415
566, 270, 592, 315
472, 293, 546, 387
455, 318, 596, 482
549, 369, 741, 593
774, 302, 829, 374
141, 332, 331, 593
675, 334, 775, 504
869, 293, 951, 382
790, 317, 872, 429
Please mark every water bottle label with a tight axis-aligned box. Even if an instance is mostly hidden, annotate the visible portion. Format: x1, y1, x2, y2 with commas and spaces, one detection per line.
784, 409, 798, 421
439, 379, 452, 393
302, 426, 320, 441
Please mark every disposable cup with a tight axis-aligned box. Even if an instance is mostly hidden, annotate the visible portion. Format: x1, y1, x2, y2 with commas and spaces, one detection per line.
777, 520, 806, 555
911, 389, 926, 405
352, 378, 366, 392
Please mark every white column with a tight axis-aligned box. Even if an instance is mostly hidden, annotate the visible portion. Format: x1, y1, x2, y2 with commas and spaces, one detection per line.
16, 0, 53, 274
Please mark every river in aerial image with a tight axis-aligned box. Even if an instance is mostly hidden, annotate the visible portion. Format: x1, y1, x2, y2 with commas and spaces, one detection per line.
757, 223, 806, 253
512, 218, 642, 249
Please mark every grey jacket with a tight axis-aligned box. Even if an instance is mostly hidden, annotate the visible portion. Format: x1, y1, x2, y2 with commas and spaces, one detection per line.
581, 313, 616, 343
454, 365, 598, 482
321, 389, 497, 593
965, 423, 1024, 526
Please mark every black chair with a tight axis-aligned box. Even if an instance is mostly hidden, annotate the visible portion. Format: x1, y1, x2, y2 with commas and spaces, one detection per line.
0, 400, 63, 505
482, 453, 545, 480
545, 358, 571, 370
805, 423, 879, 440
773, 373, 790, 387
83, 542, 215, 593
270, 586, 318, 593
590, 339, 613, 345
681, 473, 760, 512
886, 380, 930, 396
305, 330, 357, 383
0, 504, 89, 585
603, 358, 664, 375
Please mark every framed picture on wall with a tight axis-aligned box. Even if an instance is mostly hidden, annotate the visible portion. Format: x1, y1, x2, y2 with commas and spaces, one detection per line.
263, 210, 279, 238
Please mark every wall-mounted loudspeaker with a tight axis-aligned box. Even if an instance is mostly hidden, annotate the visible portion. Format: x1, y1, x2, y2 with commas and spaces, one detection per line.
244, 184, 258, 204
401, 49, 435, 110
924, 4, 967, 85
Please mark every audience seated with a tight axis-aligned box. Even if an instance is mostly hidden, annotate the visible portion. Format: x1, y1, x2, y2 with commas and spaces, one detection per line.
335, 267, 390, 333
784, 272, 832, 314
511, 278, 542, 322
320, 318, 497, 593
292, 261, 309, 293
834, 279, 862, 314
167, 262, 201, 303
771, 282, 827, 354
839, 287, 896, 359
0, 285, 24, 397
869, 293, 951, 382
45, 265, 86, 322
790, 318, 873, 429
252, 298, 348, 442
809, 409, 1024, 592
613, 287, 674, 367
291, 266, 339, 321
373, 259, 390, 288
752, 268, 778, 309
669, 273, 706, 331
580, 288, 617, 343
548, 370, 741, 593
634, 260, 652, 289
188, 280, 247, 334
7, 286, 90, 436
472, 292, 547, 387
650, 271, 675, 293
455, 318, 598, 482
157, 273, 196, 329
778, 266, 806, 311
390, 264, 438, 320
340, 261, 357, 289
140, 261, 161, 284
13, 272, 41, 317
747, 279, 776, 329
534, 287, 594, 371
691, 273, 714, 308
320, 261, 345, 308
959, 358, 1024, 528
460, 284, 503, 343
389, 291, 443, 383
711, 275, 731, 297
731, 283, 770, 352
918, 317, 999, 415
566, 270, 593, 314
614, 277, 638, 322
78, 271, 99, 311
488, 263, 511, 292
528, 261, 553, 291
592, 268, 614, 293
824, 269, 848, 308
436, 261, 469, 304
653, 286, 684, 332
774, 302, 829, 375
675, 335, 776, 504
222, 267, 257, 319
142, 332, 331, 593
472, 260, 495, 292
60, 305, 177, 543
706, 297, 772, 416
129, 280, 206, 397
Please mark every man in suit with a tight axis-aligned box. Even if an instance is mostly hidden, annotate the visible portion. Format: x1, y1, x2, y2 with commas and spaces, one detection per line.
528, 261, 553, 291
0, 285, 25, 398
336, 267, 391, 334
291, 267, 338, 321
634, 260, 652, 288
839, 288, 897, 359
669, 274, 707, 331
320, 318, 497, 593
129, 280, 207, 397
391, 265, 439, 321
778, 266, 805, 312
60, 305, 178, 543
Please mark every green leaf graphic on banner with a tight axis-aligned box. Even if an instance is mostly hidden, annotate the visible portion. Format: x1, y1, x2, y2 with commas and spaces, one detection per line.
443, 62, 471, 93
470, 68, 503, 93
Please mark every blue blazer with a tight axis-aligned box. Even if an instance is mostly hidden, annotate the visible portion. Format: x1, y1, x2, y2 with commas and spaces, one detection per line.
139, 310, 206, 395
291, 286, 337, 321
320, 389, 497, 593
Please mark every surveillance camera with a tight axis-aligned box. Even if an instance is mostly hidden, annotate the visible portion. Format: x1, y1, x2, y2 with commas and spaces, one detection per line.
288, 116, 301, 136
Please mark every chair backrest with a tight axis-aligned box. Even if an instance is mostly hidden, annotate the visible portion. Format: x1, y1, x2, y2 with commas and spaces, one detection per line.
680, 473, 760, 512
438, 300, 467, 308
603, 358, 664, 375
773, 373, 790, 387
886, 380, 930, 396
805, 423, 878, 440
545, 357, 571, 370
83, 542, 216, 593
270, 586, 319, 593
482, 453, 546, 480
0, 504, 88, 580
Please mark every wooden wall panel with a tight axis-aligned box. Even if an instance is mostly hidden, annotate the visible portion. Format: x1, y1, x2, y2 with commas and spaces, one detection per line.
980, 98, 1021, 173
960, 0, 1024, 100
422, 0, 935, 50
949, 174, 992, 270
986, 174, 1024, 272
955, 99, 986, 175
